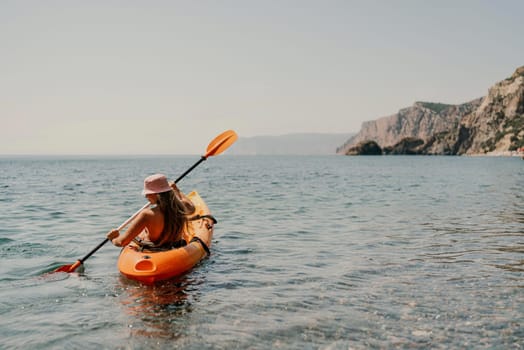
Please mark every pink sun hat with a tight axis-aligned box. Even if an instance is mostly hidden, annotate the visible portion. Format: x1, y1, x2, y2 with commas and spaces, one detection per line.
142, 174, 172, 196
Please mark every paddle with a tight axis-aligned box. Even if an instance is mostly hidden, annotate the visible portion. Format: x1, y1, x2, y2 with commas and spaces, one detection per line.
53, 203, 150, 273
53, 129, 238, 273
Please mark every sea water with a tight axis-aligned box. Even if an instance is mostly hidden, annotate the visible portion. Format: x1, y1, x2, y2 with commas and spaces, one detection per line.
0, 155, 522, 349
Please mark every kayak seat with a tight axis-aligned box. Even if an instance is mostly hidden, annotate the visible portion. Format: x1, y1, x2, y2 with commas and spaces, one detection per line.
189, 214, 217, 224
132, 237, 188, 252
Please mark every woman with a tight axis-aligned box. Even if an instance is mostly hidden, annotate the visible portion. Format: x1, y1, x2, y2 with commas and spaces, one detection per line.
107, 174, 195, 249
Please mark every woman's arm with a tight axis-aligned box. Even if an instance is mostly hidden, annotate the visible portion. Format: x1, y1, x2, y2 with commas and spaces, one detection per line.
107, 211, 149, 247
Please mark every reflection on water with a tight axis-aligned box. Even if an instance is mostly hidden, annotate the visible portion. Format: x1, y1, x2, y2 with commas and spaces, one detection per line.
114, 273, 205, 340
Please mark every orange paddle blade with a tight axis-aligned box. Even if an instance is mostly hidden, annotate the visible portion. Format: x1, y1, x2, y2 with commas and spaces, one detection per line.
53, 260, 82, 273
204, 130, 238, 158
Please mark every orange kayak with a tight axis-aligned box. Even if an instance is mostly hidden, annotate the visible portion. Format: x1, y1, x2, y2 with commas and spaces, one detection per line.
117, 191, 214, 284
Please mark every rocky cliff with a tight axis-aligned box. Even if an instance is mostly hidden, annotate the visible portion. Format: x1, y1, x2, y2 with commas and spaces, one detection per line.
457, 66, 524, 154
337, 66, 524, 155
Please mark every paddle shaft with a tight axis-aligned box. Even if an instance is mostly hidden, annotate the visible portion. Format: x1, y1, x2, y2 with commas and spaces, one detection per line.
174, 156, 206, 184
79, 238, 108, 264
172, 129, 237, 184
91, 155, 205, 258
56, 130, 238, 273
68, 155, 208, 270
77, 202, 150, 264
174, 130, 236, 184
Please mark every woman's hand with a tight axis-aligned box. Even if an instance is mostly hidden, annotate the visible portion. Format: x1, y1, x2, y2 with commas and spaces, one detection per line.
107, 229, 120, 243
170, 182, 195, 213
107, 229, 123, 247
170, 182, 181, 194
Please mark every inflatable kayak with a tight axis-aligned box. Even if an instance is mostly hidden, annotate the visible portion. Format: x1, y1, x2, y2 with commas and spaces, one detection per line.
117, 191, 215, 284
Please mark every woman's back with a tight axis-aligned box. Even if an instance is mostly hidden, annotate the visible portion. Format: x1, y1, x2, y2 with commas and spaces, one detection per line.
136, 206, 166, 244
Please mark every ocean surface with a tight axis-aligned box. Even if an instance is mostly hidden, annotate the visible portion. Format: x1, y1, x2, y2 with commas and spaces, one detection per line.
0, 155, 522, 349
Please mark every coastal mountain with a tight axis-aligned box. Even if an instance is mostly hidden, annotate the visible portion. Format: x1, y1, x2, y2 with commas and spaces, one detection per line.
229, 133, 354, 155
337, 66, 524, 155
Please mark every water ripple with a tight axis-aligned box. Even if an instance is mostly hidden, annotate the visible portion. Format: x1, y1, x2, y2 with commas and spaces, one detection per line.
1, 156, 523, 349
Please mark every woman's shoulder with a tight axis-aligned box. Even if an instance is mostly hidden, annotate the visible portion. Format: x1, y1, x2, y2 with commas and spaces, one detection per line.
138, 206, 159, 220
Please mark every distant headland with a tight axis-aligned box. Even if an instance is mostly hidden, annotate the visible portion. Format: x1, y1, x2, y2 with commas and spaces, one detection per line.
228, 133, 354, 155
337, 66, 524, 156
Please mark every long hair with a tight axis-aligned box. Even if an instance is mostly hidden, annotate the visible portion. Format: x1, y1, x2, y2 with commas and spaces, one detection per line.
155, 190, 192, 246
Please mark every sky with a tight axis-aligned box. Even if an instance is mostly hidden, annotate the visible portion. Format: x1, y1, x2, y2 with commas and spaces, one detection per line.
1, 0, 523, 155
